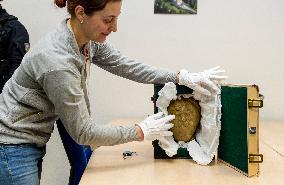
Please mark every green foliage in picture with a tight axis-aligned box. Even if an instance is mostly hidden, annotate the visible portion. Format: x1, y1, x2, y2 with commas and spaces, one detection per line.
154, 0, 197, 14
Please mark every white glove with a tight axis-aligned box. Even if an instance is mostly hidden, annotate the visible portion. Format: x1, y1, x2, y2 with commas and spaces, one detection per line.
159, 136, 179, 157
178, 66, 227, 96
138, 112, 175, 141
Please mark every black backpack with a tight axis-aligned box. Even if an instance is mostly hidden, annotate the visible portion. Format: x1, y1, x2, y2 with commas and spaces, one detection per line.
0, 15, 17, 77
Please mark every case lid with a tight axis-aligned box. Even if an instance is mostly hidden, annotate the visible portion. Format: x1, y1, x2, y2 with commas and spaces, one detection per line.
218, 85, 263, 177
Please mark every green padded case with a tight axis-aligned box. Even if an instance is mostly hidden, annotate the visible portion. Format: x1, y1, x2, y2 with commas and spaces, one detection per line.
152, 84, 263, 177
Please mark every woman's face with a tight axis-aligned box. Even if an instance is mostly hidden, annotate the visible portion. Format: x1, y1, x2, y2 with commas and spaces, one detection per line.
81, 1, 122, 43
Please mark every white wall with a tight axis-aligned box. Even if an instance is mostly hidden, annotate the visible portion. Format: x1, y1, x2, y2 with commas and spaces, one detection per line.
2, 0, 284, 184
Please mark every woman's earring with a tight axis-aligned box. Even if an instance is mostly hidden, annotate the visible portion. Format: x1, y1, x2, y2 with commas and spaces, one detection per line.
80, 20, 84, 24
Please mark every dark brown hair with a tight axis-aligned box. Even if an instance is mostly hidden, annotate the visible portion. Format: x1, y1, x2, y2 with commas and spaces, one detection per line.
54, 0, 121, 16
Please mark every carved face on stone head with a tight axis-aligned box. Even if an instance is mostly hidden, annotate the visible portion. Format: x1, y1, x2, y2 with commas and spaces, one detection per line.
167, 97, 201, 142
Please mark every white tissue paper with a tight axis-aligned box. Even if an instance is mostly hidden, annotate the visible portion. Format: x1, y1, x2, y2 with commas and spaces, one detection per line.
156, 82, 222, 165
156, 82, 177, 114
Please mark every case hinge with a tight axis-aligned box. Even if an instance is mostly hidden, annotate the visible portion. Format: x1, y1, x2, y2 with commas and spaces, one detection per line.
248, 94, 264, 108
249, 154, 263, 163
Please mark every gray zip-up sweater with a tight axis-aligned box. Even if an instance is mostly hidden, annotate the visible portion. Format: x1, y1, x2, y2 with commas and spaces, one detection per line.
0, 19, 177, 148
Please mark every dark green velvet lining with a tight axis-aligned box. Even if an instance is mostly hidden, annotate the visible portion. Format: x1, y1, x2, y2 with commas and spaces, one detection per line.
218, 86, 248, 173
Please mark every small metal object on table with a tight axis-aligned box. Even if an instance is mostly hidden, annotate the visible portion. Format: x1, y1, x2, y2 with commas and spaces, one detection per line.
122, 150, 138, 159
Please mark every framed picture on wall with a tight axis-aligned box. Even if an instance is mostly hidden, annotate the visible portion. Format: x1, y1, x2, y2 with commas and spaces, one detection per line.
154, 0, 197, 14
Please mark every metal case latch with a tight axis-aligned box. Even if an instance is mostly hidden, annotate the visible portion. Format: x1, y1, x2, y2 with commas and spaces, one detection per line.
249, 127, 257, 134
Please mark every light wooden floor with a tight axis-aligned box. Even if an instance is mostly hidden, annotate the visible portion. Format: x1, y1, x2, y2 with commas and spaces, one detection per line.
79, 120, 284, 185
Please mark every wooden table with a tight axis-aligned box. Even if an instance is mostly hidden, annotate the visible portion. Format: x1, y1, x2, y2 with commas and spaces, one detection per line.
79, 120, 284, 185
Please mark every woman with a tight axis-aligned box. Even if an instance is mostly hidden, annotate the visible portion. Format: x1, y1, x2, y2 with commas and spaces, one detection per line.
0, 0, 226, 184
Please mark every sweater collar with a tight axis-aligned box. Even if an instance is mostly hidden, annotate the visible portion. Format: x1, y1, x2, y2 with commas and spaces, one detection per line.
60, 18, 85, 66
